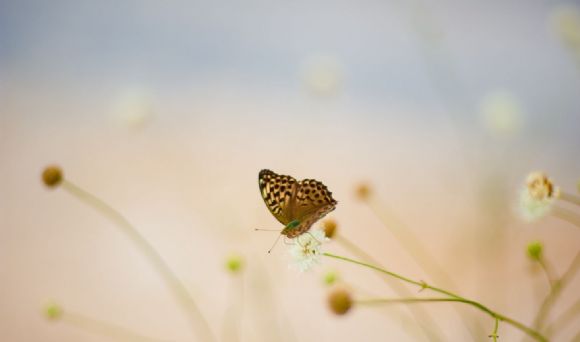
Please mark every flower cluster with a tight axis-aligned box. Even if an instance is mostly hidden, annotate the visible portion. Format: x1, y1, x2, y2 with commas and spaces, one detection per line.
519, 172, 560, 222
289, 228, 328, 272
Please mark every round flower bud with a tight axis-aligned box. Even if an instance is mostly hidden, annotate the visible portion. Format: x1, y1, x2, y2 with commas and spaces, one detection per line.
44, 303, 63, 321
323, 271, 339, 286
355, 183, 371, 200
527, 241, 543, 261
225, 255, 244, 274
323, 219, 337, 239
327, 288, 352, 315
42, 166, 63, 188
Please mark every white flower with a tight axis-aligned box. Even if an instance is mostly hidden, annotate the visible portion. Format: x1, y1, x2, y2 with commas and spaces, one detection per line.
111, 87, 154, 129
480, 90, 523, 136
519, 172, 560, 222
301, 55, 343, 97
289, 228, 328, 272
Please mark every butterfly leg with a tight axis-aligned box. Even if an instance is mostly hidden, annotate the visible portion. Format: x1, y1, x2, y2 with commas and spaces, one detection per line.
305, 231, 322, 246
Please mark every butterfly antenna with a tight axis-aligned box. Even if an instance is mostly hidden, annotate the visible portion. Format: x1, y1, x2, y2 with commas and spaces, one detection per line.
267, 234, 283, 254
254, 228, 280, 232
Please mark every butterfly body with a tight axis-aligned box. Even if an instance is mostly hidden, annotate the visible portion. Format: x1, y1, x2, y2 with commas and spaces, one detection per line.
259, 169, 337, 238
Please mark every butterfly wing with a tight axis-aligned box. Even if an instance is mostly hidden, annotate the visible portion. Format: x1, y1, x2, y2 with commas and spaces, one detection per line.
258, 169, 298, 226
282, 178, 337, 237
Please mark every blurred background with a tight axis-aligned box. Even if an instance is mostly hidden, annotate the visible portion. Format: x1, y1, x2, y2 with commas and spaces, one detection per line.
1, 0, 580, 341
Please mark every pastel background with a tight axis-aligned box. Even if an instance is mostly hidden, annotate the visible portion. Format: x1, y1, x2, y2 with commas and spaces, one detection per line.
1, 0, 579, 341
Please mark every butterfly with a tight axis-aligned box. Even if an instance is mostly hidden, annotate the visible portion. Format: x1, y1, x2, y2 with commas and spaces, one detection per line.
258, 169, 337, 239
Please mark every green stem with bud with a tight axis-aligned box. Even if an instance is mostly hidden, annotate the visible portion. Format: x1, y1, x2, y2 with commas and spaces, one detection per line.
323, 252, 547, 342
61, 180, 216, 342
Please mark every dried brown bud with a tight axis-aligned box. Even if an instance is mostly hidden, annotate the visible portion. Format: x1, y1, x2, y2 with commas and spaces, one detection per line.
323, 219, 337, 239
327, 288, 352, 315
42, 166, 63, 188
355, 183, 371, 200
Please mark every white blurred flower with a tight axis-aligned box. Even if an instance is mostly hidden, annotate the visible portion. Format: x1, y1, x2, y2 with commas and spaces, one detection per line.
551, 5, 580, 50
480, 90, 522, 136
111, 88, 155, 128
289, 228, 328, 272
301, 55, 343, 97
519, 171, 560, 222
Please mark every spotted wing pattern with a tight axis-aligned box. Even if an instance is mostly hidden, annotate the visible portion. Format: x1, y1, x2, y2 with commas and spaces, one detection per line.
259, 169, 337, 238
259, 169, 298, 226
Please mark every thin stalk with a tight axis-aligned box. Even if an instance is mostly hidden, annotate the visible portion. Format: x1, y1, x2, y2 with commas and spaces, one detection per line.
336, 235, 445, 342
62, 311, 168, 341
552, 206, 580, 229
545, 298, 580, 338
61, 180, 215, 342
357, 297, 501, 341
560, 191, 580, 207
323, 252, 547, 342
222, 275, 244, 342
365, 197, 484, 339
532, 251, 580, 331
491, 317, 499, 342
537, 258, 558, 290
366, 197, 455, 287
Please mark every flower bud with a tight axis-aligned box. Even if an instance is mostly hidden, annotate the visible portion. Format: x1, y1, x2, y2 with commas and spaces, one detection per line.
44, 303, 63, 321
225, 254, 244, 274
327, 288, 352, 315
355, 183, 371, 200
323, 219, 337, 239
527, 241, 543, 261
323, 271, 339, 286
42, 166, 63, 188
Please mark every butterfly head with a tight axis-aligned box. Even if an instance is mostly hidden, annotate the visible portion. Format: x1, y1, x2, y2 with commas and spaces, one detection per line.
281, 219, 301, 236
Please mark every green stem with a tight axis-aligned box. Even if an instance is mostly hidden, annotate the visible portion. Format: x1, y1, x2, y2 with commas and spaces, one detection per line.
366, 197, 456, 287
560, 191, 580, 207
552, 206, 580, 229
61, 180, 216, 342
336, 235, 445, 342
222, 275, 244, 342
62, 311, 168, 341
537, 258, 558, 290
545, 298, 580, 338
357, 297, 501, 342
532, 250, 580, 331
366, 197, 484, 339
491, 317, 499, 342
323, 252, 547, 342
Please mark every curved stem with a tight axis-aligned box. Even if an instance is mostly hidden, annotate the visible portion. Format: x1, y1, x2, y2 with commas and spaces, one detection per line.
323, 252, 547, 342
336, 235, 445, 341
538, 258, 558, 290
560, 191, 580, 207
358, 297, 502, 342
365, 197, 484, 339
532, 250, 580, 331
62, 311, 168, 341
61, 180, 216, 342
545, 298, 580, 338
552, 206, 580, 229
491, 317, 499, 342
